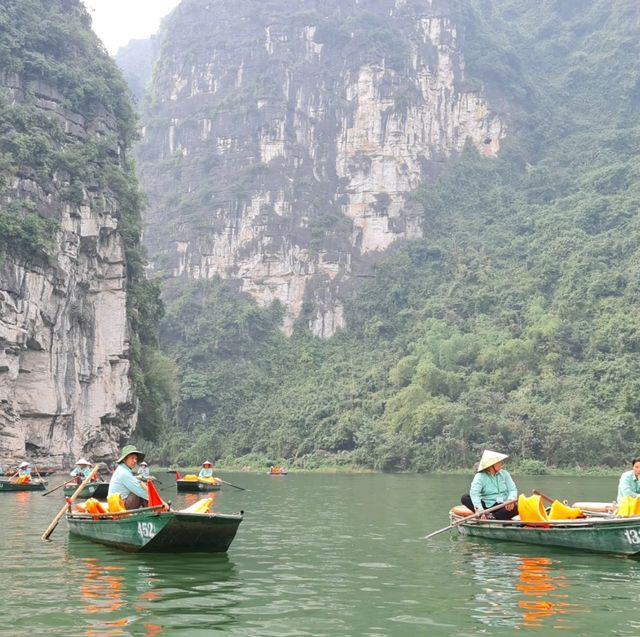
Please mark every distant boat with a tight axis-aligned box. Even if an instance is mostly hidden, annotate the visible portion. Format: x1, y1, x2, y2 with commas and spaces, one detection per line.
268, 467, 287, 476
63, 481, 109, 499
0, 478, 47, 492
36, 467, 58, 477
176, 476, 222, 492
66, 506, 242, 552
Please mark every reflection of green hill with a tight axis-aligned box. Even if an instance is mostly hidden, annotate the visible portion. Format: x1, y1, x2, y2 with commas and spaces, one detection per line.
145, 0, 640, 472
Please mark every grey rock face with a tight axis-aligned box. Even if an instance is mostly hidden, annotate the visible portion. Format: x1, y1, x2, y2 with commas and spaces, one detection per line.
138, 0, 505, 336
0, 73, 135, 466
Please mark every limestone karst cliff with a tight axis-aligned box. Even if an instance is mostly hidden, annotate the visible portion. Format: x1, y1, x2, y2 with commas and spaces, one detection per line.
0, 1, 144, 465
137, 0, 506, 337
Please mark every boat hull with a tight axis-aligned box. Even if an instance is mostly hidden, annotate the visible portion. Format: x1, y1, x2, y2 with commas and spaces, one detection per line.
63, 481, 109, 499
0, 479, 47, 492
176, 479, 221, 492
67, 509, 242, 552
452, 514, 640, 556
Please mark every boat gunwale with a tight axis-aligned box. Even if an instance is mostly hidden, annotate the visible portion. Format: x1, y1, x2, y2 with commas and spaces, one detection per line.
450, 513, 640, 529
66, 506, 244, 522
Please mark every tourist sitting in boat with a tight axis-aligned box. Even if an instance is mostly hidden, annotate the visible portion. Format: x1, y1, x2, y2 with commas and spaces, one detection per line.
617, 457, 640, 500
70, 458, 94, 484
461, 450, 519, 520
199, 461, 214, 479
12, 461, 32, 483
137, 461, 150, 480
108, 445, 149, 510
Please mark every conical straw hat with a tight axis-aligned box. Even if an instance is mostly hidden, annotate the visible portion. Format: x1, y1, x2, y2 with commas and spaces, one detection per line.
477, 450, 509, 472
76, 458, 91, 465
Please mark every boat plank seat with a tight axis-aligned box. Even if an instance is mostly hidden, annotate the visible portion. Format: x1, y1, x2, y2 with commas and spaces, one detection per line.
572, 501, 614, 514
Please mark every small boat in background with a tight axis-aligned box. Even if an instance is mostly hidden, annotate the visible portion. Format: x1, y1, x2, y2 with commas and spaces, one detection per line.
0, 478, 47, 492
176, 474, 222, 492
63, 481, 109, 499
36, 467, 58, 477
268, 466, 287, 476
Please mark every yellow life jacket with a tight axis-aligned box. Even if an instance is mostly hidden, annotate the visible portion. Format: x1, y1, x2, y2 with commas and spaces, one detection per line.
548, 500, 583, 520
518, 494, 549, 523
617, 495, 640, 517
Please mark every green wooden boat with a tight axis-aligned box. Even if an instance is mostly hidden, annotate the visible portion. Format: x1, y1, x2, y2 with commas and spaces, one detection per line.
66, 506, 243, 552
62, 481, 109, 499
450, 510, 640, 556
176, 478, 221, 492
0, 478, 47, 492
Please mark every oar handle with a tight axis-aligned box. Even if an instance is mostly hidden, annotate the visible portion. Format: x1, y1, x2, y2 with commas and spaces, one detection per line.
423, 499, 518, 539
42, 465, 100, 540
533, 489, 566, 505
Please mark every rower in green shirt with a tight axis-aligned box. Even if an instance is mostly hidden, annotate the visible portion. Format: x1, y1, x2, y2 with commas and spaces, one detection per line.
617, 457, 640, 500
461, 450, 519, 520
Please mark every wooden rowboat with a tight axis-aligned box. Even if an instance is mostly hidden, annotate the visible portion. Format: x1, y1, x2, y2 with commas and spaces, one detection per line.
449, 509, 640, 556
176, 478, 221, 492
62, 481, 109, 499
0, 478, 47, 492
66, 506, 243, 552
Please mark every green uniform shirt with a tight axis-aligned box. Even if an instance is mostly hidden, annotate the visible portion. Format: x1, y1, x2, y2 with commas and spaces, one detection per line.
469, 469, 518, 511
617, 470, 640, 500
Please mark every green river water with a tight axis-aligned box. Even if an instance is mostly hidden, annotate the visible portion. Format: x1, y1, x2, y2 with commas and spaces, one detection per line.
1, 473, 639, 636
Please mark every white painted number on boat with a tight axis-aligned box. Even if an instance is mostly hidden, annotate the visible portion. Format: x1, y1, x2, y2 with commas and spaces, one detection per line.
623, 529, 640, 545
137, 522, 156, 539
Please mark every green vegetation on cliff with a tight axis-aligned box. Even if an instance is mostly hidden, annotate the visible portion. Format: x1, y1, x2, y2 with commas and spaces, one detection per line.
0, 0, 174, 436
143, 0, 640, 471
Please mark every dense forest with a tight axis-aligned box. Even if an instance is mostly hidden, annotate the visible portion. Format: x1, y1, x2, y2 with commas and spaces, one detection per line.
137, 0, 640, 472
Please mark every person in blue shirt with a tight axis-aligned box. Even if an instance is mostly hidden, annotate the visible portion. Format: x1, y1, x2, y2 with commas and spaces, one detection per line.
199, 461, 214, 479
461, 450, 519, 520
617, 457, 640, 500
108, 445, 149, 510
70, 458, 93, 484
137, 461, 150, 480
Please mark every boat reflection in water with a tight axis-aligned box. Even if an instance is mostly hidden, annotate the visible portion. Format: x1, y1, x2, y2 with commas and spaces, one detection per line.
516, 556, 584, 628
466, 546, 586, 630
68, 534, 240, 635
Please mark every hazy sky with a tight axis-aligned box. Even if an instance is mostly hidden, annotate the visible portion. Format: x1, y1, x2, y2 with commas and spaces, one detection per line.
83, 0, 181, 54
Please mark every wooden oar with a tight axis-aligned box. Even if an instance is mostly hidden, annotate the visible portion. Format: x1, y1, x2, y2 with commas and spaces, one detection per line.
42, 465, 99, 540
32, 463, 46, 484
532, 489, 561, 505
41, 479, 75, 497
217, 478, 247, 491
423, 499, 518, 540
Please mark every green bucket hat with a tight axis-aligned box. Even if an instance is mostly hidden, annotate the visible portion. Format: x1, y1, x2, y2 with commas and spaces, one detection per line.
116, 445, 145, 464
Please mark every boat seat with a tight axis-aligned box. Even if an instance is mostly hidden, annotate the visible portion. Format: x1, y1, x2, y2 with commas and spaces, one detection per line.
572, 501, 614, 514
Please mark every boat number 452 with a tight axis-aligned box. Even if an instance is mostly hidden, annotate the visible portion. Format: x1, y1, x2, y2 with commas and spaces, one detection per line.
624, 529, 640, 545
137, 522, 156, 539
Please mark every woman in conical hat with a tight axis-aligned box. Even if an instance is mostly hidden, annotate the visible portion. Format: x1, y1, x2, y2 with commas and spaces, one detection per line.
70, 457, 94, 483
199, 461, 214, 479
460, 450, 519, 520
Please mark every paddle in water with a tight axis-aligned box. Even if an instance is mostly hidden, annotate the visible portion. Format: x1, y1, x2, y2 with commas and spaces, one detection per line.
41, 479, 75, 497
423, 499, 518, 539
42, 465, 100, 540
217, 478, 247, 491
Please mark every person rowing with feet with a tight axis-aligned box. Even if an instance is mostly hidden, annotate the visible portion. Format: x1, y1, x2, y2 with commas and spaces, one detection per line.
461, 450, 519, 520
